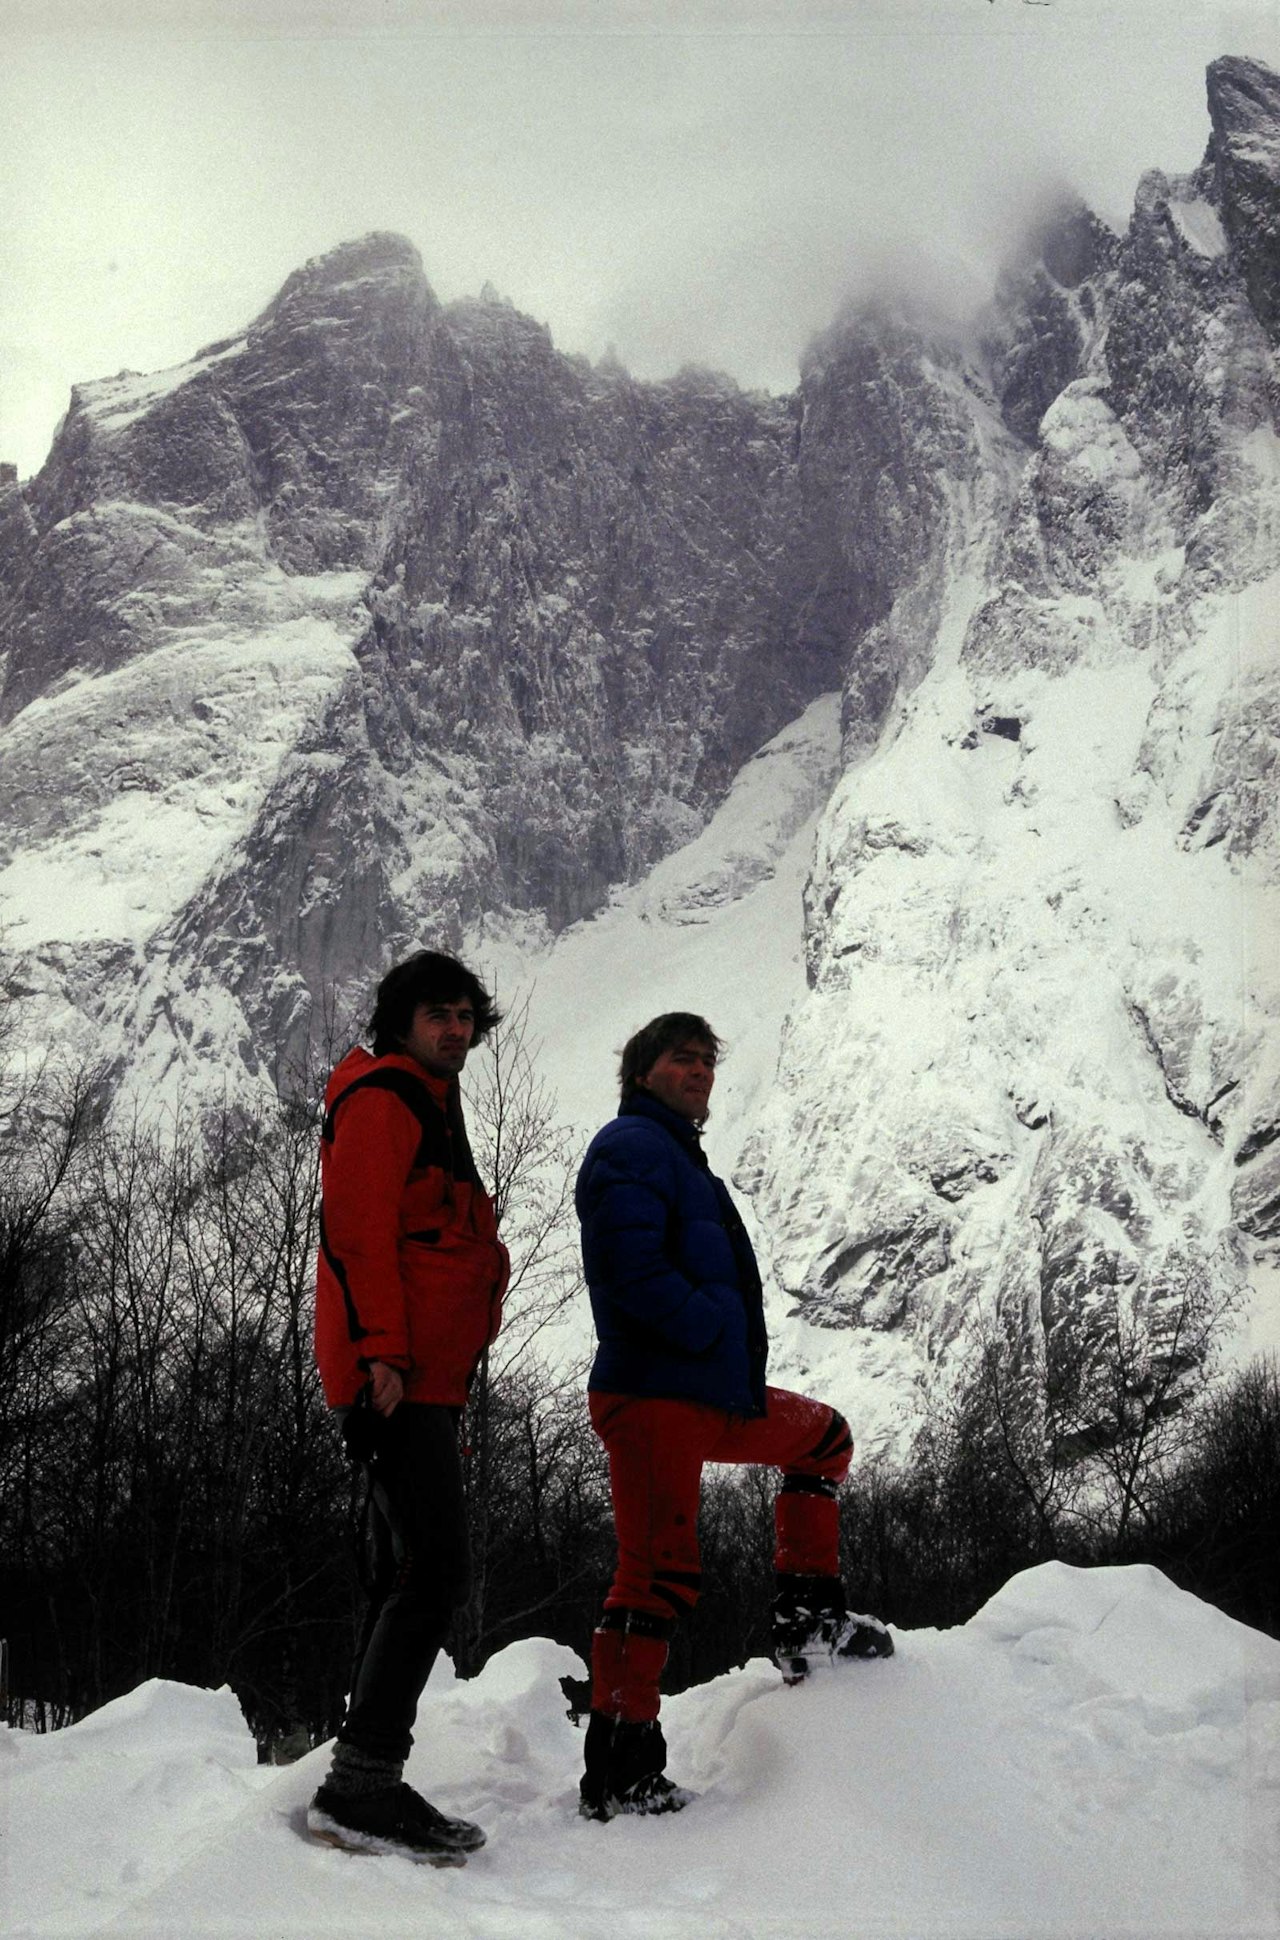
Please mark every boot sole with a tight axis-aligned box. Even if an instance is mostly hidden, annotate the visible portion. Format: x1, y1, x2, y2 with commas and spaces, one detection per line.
778, 1637, 895, 1683
308, 1811, 471, 1866
578, 1786, 695, 1821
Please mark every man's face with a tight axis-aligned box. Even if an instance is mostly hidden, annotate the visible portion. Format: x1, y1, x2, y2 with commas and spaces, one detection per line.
638, 1037, 717, 1123
400, 998, 475, 1077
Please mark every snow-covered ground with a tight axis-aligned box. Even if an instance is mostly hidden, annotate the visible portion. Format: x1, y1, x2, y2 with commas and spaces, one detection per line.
7, 1562, 1277, 1939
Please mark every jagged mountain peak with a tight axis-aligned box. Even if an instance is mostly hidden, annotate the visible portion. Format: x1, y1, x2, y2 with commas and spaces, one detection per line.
660, 361, 750, 398
804, 288, 961, 369
253, 230, 433, 325
999, 193, 1117, 293
442, 289, 555, 356
1207, 50, 1280, 130
1205, 54, 1280, 342
739, 56, 1280, 1445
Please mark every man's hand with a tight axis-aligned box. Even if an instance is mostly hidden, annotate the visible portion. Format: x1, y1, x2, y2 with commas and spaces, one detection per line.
367, 1360, 405, 1417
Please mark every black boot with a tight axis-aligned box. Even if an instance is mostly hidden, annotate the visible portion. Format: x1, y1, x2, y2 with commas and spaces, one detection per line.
773, 1573, 894, 1683
307, 1780, 486, 1865
578, 1712, 692, 1822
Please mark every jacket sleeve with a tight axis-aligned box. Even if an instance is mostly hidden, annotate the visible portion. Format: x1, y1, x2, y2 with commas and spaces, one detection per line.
322, 1085, 422, 1369
580, 1137, 730, 1354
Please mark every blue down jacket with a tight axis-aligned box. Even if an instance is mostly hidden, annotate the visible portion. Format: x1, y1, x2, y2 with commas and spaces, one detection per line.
576, 1092, 768, 1416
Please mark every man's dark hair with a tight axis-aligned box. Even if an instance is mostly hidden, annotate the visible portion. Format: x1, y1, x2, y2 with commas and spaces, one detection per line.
369, 951, 501, 1057
618, 1012, 724, 1103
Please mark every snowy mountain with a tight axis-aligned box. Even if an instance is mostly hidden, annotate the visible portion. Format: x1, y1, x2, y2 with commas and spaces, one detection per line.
0, 57, 1277, 1432
740, 56, 1280, 1438
0, 234, 829, 1093
9, 1562, 1279, 1939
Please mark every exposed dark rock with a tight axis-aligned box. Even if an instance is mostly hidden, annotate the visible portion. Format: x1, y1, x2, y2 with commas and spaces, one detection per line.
981, 200, 1116, 445
355, 305, 816, 928
1233, 1149, 1280, 1239
796, 1215, 951, 1330
930, 1153, 1010, 1202
1206, 55, 1280, 344
792, 304, 984, 757
1103, 159, 1268, 529
961, 712, 1023, 748
1180, 687, 1280, 874
1236, 1119, 1280, 1166
0, 472, 37, 690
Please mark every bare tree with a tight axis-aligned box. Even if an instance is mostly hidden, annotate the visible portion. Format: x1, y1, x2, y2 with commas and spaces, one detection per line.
464, 986, 582, 1368
962, 1243, 1244, 1554
454, 988, 598, 1669
1056, 1247, 1242, 1545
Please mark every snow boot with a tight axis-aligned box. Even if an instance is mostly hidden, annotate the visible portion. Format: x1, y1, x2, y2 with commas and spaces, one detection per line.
307, 1780, 486, 1865
578, 1713, 693, 1822
772, 1573, 894, 1685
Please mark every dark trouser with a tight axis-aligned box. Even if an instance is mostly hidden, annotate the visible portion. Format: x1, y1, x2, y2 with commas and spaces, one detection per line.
337, 1401, 471, 1767
588, 1386, 853, 1722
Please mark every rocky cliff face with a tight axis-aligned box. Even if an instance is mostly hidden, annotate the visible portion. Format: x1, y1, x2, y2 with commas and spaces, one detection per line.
738, 54, 1280, 1442
0, 59, 1275, 1432
0, 232, 831, 1083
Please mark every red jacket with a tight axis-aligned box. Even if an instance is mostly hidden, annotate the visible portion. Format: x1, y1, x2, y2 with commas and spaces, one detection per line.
314, 1047, 509, 1408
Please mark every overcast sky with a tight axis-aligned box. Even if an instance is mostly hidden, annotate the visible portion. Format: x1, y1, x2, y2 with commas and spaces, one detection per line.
3, 0, 1278, 479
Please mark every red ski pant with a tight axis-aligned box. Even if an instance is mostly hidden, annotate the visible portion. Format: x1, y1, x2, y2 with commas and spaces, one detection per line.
589, 1386, 853, 1721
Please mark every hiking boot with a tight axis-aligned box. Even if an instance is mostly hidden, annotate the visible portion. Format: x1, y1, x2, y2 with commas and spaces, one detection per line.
773, 1572, 894, 1684
579, 1768, 692, 1822
833, 1610, 895, 1662
307, 1780, 486, 1865
578, 1714, 693, 1822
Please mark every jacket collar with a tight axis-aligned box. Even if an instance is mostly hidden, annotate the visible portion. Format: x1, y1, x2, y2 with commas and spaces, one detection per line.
325, 1045, 453, 1108
374, 1052, 452, 1107
620, 1090, 706, 1152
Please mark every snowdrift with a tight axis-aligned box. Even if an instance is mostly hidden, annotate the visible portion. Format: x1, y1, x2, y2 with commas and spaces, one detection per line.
6, 1563, 1278, 1939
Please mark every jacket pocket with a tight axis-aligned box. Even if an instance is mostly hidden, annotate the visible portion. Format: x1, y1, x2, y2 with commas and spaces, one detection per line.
401, 1238, 502, 1394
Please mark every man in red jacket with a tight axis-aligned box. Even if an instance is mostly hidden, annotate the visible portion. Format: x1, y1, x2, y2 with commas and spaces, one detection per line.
307, 951, 510, 1867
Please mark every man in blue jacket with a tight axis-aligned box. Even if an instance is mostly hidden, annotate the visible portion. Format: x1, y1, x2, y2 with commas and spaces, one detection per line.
576, 1011, 893, 1822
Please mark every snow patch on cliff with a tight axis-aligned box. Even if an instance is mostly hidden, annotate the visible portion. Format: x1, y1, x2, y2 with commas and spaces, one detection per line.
0, 616, 357, 948
77, 338, 248, 434
1170, 197, 1229, 260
